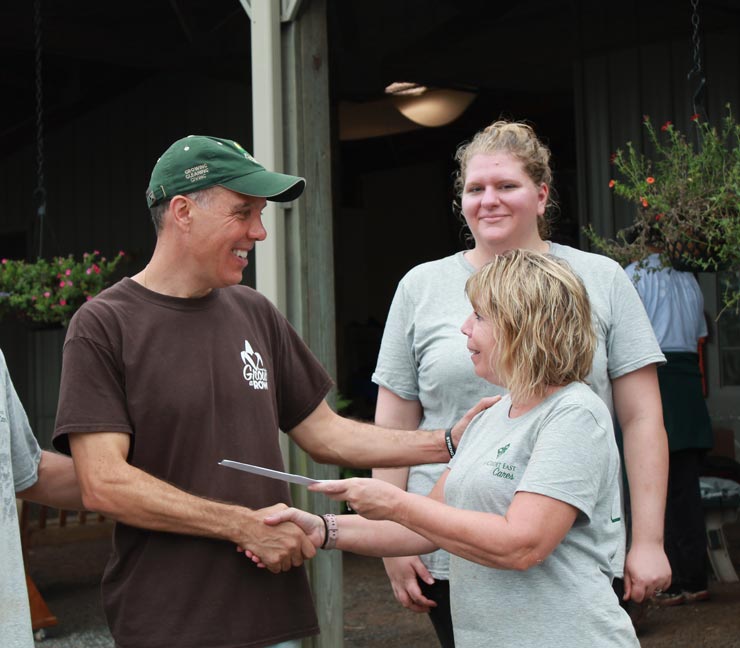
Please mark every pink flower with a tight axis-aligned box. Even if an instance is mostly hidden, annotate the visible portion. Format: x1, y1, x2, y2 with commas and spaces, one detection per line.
86, 267, 93, 275
59, 299, 67, 306
118, 250, 125, 256
86, 295, 93, 301
31, 296, 37, 301
43, 291, 51, 298
65, 269, 72, 276
1, 259, 7, 264
59, 280, 66, 287
93, 250, 100, 255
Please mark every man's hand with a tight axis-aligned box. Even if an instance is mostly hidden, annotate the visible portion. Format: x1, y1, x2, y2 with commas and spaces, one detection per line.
623, 541, 672, 602
450, 395, 501, 448
238, 503, 317, 574
382, 556, 437, 613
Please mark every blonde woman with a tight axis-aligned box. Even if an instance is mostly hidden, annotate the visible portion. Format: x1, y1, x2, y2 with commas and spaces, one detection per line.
372, 119, 670, 644
255, 250, 640, 648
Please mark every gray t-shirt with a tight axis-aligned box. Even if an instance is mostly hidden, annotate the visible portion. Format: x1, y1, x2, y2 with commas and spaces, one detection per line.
445, 383, 638, 648
0, 349, 41, 648
373, 246, 664, 579
372, 253, 505, 577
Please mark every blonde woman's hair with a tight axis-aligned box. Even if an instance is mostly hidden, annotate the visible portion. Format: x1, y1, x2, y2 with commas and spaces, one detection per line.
465, 249, 596, 404
453, 120, 554, 238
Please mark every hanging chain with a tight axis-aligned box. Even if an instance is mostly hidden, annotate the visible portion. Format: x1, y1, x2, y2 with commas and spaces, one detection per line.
33, 0, 47, 258
687, 0, 706, 119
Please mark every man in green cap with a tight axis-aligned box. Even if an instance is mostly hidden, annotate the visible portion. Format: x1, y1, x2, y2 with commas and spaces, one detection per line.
52, 135, 492, 648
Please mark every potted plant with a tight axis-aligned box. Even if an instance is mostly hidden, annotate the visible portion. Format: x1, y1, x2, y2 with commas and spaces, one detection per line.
585, 104, 740, 314
0, 250, 126, 327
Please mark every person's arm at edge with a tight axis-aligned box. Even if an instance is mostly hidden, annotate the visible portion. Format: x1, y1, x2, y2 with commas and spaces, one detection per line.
69, 430, 315, 573
16, 450, 84, 510
612, 364, 672, 601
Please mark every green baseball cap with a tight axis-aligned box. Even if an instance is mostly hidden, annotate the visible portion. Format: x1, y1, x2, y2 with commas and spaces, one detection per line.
146, 135, 305, 207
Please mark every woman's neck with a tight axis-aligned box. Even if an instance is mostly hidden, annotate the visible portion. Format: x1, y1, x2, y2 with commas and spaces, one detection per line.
508, 384, 564, 418
465, 237, 550, 269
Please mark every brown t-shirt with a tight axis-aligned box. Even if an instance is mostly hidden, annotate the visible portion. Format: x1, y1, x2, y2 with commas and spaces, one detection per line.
54, 278, 333, 648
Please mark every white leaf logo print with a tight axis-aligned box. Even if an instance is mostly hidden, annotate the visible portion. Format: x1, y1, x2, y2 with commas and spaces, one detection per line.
241, 340, 269, 390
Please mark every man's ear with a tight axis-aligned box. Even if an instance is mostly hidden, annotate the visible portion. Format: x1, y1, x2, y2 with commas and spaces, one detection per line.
169, 195, 193, 232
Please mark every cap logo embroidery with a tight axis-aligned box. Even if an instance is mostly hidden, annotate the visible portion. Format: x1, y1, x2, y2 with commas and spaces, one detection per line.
184, 163, 209, 183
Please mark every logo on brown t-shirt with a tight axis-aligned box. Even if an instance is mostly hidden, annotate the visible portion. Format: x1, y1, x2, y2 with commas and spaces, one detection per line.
240, 339, 269, 390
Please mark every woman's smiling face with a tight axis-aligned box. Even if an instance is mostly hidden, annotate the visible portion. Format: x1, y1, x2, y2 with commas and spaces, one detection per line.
461, 152, 548, 253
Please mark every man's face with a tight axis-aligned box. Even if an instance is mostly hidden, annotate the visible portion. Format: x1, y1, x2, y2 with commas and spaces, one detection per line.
185, 186, 267, 291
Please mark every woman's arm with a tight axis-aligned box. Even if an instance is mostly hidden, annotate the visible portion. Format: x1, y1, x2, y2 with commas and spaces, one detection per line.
613, 364, 672, 601
310, 474, 578, 570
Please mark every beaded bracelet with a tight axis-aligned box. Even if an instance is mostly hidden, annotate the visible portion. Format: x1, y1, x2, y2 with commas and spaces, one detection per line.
320, 513, 338, 550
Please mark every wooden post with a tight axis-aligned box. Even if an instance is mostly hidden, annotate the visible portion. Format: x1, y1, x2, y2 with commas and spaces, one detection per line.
282, 1, 343, 646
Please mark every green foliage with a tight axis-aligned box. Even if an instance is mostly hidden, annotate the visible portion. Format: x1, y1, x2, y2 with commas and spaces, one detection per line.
0, 250, 125, 326
585, 105, 740, 314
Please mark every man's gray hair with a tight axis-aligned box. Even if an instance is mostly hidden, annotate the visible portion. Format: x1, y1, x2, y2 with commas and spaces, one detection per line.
149, 187, 216, 234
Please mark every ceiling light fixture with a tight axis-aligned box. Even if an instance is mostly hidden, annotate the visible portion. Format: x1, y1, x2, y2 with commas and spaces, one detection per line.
385, 82, 476, 128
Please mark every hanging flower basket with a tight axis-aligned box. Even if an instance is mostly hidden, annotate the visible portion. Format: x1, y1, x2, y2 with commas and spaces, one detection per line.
0, 250, 126, 327
585, 105, 740, 313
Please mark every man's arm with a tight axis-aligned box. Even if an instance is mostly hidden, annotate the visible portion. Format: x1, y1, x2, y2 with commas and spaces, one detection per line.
290, 397, 497, 468
69, 431, 315, 573
613, 364, 672, 601
16, 450, 84, 510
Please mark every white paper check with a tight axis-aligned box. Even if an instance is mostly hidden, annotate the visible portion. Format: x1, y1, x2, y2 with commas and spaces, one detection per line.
219, 459, 327, 486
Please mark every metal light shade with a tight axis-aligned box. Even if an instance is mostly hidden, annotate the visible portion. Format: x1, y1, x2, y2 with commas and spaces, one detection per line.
391, 89, 476, 127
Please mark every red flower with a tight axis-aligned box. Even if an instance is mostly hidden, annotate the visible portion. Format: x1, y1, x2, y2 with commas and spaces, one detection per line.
691, 113, 700, 122
608, 179, 615, 188
641, 197, 649, 207
646, 177, 655, 184
661, 121, 673, 132
59, 299, 67, 306
655, 213, 663, 221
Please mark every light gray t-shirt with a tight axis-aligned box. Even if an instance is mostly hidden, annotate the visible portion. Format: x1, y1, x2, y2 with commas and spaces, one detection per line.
0, 349, 41, 648
373, 246, 664, 579
445, 383, 638, 648
372, 253, 506, 577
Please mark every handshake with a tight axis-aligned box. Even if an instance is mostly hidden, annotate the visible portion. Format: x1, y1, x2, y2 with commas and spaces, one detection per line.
236, 477, 404, 573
